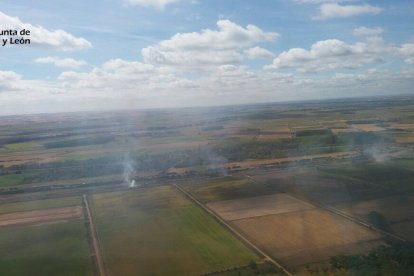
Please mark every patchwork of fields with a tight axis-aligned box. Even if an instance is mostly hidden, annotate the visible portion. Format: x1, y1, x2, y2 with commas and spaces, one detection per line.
0, 197, 92, 276
206, 193, 383, 270
0, 97, 413, 275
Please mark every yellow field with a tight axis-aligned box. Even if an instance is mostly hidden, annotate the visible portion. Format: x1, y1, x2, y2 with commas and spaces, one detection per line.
208, 193, 383, 269
351, 124, 386, 132
231, 209, 383, 267
207, 193, 313, 221
394, 133, 414, 144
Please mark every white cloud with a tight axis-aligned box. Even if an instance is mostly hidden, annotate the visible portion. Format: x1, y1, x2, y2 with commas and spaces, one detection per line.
400, 43, 414, 64
124, 0, 179, 9
353, 26, 383, 37
34, 57, 87, 69
295, 0, 354, 4
244, 47, 274, 59
1, 61, 414, 116
58, 59, 173, 91
142, 20, 278, 70
0, 11, 92, 51
0, 71, 22, 91
313, 3, 382, 20
267, 37, 395, 72
156, 20, 278, 50
142, 47, 243, 69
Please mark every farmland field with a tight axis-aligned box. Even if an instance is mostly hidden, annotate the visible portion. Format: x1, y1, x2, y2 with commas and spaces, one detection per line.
207, 193, 314, 221
231, 207, 383, 268
0, 219, 92, 276
0, 206, 83, 227
335, 194, 414, 240
350, 124, 386, 132
0, 195, 91, 275
181, 176, 293, 204
91, 185, 259, 275
0, 173, 37, 187
0, 196, 82, 213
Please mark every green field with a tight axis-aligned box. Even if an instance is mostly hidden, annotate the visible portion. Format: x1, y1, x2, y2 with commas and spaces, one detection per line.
3, 142, 42, 152
181, 176, 283, 203
0, 173, 37, 187
0, 221, 92, 276
91, 185, 259, 275
318, 160, 414, 196
0, 196, 81, 214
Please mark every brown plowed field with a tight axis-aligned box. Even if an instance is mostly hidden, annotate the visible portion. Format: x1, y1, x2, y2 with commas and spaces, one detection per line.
0, 206, 83, 227
231, 209, 383, 267
207, 193, 314, 221
351, 124, 386, 132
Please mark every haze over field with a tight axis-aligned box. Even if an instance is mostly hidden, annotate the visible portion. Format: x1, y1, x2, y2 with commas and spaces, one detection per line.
0, 0, 413, 115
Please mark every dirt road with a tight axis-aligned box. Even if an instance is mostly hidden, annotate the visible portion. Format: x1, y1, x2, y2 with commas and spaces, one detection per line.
83, 194, 106, 276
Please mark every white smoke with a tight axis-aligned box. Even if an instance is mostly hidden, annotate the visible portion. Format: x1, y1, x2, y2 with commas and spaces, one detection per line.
204, 148, 228, 176
129, 179, 136, 188
123, 154, 137, 188
363, 145, 390, 163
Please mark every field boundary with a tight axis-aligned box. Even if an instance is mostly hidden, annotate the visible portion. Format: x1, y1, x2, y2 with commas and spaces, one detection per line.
172, 183, 293, 276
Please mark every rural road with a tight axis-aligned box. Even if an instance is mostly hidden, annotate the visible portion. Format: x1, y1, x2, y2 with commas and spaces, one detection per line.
172, 183, 293, 276
83, 194, 107, 276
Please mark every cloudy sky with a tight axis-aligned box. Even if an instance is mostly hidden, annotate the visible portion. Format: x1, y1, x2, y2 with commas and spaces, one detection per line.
0, 0, 413, 115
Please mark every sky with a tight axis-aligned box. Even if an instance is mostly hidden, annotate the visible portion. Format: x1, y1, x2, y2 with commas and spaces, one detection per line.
0, 0, 413, 115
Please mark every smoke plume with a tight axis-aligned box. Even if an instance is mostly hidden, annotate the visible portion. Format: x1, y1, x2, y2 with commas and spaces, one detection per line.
123, 154, 137, 188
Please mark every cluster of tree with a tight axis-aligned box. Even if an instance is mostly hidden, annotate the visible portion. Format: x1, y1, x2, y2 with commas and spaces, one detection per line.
367, 211, 392, 232
295, 129, 331, 137
328, 241, 414, 275
214, 139, 297, 161
0, 133, 72, 147
44, 136, 116, 149
213, 131, 392, 162
337, 132, 392, 145
243, 111, 304, 120
0, 147, 228, 183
